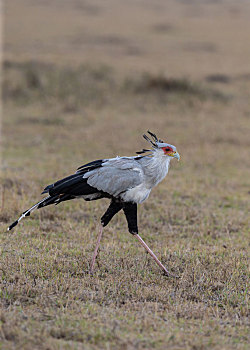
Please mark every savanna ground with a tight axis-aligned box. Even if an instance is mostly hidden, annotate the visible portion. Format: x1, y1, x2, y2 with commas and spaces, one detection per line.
1, 0, 249, 349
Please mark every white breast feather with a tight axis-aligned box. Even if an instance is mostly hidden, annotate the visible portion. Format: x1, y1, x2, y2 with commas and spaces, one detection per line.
121, 184, 151, 204
121, 151, 171, 204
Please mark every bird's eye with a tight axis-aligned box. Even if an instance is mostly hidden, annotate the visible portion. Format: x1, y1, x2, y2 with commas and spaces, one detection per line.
165, 148, 171, 151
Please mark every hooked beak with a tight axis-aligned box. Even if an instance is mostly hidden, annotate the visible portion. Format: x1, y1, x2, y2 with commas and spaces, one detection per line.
170, 151, 180, 161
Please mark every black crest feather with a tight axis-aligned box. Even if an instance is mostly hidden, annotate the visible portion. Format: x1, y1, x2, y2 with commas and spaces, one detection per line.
147, 130, 158, 143
136, 148, 151, 154
136, 131, 163, 155
143, 134, 157, 147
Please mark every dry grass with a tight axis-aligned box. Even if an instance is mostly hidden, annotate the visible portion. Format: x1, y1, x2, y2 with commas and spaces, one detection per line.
1, 1, 250, 349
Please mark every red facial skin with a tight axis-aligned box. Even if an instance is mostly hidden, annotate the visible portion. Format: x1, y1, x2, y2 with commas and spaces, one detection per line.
162, 146, 174, 155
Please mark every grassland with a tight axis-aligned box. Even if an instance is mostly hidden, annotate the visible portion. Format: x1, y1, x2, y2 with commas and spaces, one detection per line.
1, 1, 249, 349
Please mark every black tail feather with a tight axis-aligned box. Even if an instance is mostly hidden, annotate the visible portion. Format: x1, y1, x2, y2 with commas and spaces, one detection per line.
37, 196, 57, 208
8, 220, 19, 231
8, 169, 103, 231
7, 194, 66, 231
7, 196, 50, 231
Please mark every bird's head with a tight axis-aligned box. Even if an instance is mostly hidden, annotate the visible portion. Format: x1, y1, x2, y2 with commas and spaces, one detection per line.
156, 142, 180, 160
136, 131, 180, 161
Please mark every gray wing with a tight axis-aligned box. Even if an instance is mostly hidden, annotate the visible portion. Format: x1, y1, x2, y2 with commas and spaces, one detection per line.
82, 157, 144, 197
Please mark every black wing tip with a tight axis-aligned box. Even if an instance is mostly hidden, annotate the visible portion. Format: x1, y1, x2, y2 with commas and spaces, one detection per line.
41, 184, 53, 194
77, 159, 104, 171
8, 220, 18, 231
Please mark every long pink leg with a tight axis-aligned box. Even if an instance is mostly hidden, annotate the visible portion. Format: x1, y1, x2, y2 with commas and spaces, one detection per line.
135, 234, 175, 277
89, 225, 103, 275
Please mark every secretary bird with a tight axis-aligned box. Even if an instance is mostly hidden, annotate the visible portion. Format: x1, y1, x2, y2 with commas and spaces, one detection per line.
8, 131, 180, 276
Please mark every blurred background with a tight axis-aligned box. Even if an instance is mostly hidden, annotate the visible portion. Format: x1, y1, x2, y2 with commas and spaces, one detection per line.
3, 0, 250, 160
3, 0, 250, 212
1, 1, 249, 349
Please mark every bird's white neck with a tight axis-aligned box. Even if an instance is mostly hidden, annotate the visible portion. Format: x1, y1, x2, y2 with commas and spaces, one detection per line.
141, 151, 171, 189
